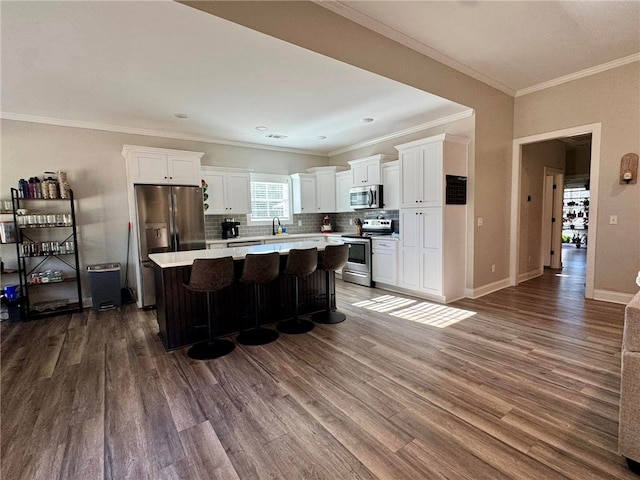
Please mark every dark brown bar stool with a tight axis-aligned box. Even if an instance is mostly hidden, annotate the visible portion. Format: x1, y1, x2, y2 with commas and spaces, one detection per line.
184, 257, 236, 360
277, 247, 317, 335
312, 244, 349, 324
236, 252, 281, 346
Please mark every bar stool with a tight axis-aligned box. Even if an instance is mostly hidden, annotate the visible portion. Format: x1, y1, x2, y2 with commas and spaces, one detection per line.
277, 247, 317, 335
184, 257, 236, 360
236, 252, 281, 346
312, 244, 349, 324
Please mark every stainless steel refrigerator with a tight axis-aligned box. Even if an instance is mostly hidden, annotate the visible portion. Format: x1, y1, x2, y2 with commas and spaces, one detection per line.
135, 185, 206, 308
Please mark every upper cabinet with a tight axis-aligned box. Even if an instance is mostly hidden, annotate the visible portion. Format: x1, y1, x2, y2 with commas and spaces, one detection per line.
396, 134, 469, 208
122, 145, 203, 186
306, 166, 347, 213
335, 170, 354, 213
348, 154, 396, 186
381, 161, 400, 210
291, 173, 317, 214
202, 167, 251, 215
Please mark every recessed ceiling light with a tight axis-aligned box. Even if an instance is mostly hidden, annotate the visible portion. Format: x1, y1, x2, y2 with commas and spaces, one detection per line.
174, 113, 189, 119
255, 126, 268, 131
360, 117, 374, 123
317, 136, 327, 140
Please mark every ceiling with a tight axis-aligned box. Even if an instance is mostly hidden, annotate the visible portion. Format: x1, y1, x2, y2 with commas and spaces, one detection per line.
2, 2, 638, 156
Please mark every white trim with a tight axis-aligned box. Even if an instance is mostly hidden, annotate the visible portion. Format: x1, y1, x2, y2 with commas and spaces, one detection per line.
593, 289, 636, 305
516, 54, 640, 97
0, 112, 328, 157
246, 174, 293, 227
511, 123, 601, 299
466, 278, 512, 299
518, 268, 544, 284
314, 1, 515, 96
328, 110, 474, 157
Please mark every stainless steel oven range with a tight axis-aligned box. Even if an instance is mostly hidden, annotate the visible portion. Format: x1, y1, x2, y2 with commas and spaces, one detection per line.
341, 218, 393, 287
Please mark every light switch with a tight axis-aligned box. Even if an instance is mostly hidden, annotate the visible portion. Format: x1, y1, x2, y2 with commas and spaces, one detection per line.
610, 215, 618, 225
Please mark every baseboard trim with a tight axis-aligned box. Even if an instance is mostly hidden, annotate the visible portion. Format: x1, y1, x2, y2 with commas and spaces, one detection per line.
467, 278, 511, 299
593, 289, 635, 305
518, 268, 544, 284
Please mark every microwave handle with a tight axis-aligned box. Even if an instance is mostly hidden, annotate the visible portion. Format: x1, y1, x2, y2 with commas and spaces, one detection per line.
369, 188, 375, 207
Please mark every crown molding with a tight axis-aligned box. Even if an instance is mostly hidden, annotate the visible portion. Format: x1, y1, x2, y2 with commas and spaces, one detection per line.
515, 53, 640, 97
328, 109, 474, 157
315, 1, 516, 96
0, 112, 328, 157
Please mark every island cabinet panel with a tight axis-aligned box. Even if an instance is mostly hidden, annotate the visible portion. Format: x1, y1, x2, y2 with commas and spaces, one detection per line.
154, 257, 330, 350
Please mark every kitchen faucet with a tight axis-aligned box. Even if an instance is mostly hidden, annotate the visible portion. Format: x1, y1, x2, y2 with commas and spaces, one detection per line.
272, 217, 281, 235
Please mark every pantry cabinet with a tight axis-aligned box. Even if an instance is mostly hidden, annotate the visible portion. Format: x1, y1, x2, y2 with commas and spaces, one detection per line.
396, 134, 469, 303
122, 145, 203, 186
202, 168, 251, 215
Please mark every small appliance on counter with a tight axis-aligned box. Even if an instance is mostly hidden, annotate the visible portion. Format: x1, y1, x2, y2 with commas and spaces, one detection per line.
321, 215, 332, 233
221, 219, 240, 239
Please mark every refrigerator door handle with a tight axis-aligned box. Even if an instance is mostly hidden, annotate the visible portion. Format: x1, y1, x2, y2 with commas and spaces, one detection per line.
168, 192, 177, 251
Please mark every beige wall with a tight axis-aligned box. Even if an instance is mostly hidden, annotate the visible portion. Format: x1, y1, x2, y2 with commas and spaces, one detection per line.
515, 62, 640, 295
0, 120, 327, 298
182, 0, 515, 291
519, 140, 566, 275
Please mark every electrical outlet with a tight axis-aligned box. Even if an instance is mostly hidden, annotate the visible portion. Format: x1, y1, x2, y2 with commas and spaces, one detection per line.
477, 217, 483, 227
491, 264, 496, 273
298, 220, 302, 226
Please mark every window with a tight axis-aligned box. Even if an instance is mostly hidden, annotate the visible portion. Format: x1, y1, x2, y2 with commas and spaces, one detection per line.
247, 173, 292, 225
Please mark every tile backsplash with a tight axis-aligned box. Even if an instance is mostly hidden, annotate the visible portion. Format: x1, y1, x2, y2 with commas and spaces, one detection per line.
205, 209, 400, 240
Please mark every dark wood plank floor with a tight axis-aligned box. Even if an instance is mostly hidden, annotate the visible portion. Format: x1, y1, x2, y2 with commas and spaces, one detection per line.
2, 245, 635, 479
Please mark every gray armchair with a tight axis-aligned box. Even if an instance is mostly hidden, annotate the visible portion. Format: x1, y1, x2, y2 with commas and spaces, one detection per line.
619, 290, 640, 474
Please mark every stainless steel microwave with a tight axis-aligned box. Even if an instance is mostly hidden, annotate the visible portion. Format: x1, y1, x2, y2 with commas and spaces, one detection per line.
349, 185, 383, 210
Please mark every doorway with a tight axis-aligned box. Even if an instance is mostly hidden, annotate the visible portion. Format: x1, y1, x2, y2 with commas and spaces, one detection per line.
510, 123, 601, 299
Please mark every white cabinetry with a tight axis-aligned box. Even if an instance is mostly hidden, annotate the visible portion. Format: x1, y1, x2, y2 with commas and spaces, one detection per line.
372, 239, 398, 285
122, 145, 203, 186
306, 166, 346, 213
291, 173, 317, 214
335, 171, 353, 213
396, 134, 469, 303
348, 154, 396, 186
381, 161, 400, 210
202, 167, 251, 215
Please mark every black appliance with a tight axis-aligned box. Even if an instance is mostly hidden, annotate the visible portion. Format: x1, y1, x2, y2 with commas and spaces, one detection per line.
221, 219, 240, 239
341, 218, 393, 286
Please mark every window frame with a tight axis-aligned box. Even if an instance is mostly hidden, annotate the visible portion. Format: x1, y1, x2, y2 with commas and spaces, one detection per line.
246, 173, 293, 226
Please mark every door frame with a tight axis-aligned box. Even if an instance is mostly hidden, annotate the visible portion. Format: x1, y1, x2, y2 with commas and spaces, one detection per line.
510, 123, 601, 298
541, 167, 564, 269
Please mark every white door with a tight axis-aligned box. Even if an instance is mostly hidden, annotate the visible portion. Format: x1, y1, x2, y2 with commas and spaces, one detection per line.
167, 155, 201, 185
204, 172, 227, 215
131, 153, 168, 184
400, 147, 421, 207
226, 171, 251, 214
421, 142, 444, 207
316, 171, 336, 212
300, 176, 317, 212
382, 162, 400, 210
335, 171, 353, 213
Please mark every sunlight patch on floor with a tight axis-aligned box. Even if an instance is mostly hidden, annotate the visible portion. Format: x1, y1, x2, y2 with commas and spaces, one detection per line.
352, 295, 476, 328
555, 274, 571, 277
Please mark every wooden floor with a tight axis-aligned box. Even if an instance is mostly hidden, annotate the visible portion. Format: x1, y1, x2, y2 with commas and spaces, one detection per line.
2, 245, 635, 479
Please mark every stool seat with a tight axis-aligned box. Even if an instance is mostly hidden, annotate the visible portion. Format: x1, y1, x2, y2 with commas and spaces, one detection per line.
236, 252, 280, 346
184, 257, 236, 360
277, 247, 317, 335
312, 244, 349, 324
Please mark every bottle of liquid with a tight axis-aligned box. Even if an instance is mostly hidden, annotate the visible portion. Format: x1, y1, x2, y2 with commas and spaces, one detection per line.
34, 177, 42, 198
277, 225, 283, 235
18, 179, 28, 198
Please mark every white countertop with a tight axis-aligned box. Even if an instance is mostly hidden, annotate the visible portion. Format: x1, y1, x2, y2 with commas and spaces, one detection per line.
206, 233, 342, 245
149, 240, 340, 268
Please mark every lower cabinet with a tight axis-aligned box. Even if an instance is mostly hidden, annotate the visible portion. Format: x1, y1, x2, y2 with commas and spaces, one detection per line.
372, 239, 398, 285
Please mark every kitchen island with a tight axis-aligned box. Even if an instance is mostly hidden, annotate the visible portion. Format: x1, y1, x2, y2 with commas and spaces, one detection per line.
149, 241, 340, 350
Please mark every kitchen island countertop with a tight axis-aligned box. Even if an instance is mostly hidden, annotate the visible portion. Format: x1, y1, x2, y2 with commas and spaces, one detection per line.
150, 240, 338, 268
